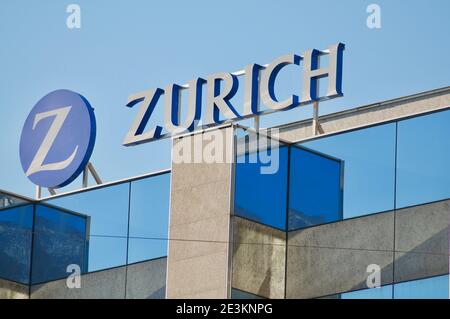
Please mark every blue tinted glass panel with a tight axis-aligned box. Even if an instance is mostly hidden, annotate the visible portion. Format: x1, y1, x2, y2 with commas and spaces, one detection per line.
301, 123, 396, 219
234, 145, 289, 230
32, 204, 88, 284
394, 275, 449, 299
87, 236, 127, 272
0, 205, 33, 284
45, 182, 130, 237
289, 146, 343, 230
231, 288, 265, 299
129, 173, 170, 239
341, 285, 393, 299
127, 238, 167, 264
396, 110, 450, 208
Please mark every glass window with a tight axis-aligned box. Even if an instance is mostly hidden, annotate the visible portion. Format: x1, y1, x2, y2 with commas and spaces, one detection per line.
31, 204, 89, 284
128, 173, 171, 263
231, 288, 265, 299
44, 183, 130, 273
45, 182, 130, 237
340, 285, 393, 299
87, 236, 127, 272
234, 142, 289, 230
129, 173, 170, 239
288, 146, 343, 230
127, 238, 167, 264
0, 205, 33, 284
393, 275, 449, 299
301, 123, 396, 219
396, 110, 450, 208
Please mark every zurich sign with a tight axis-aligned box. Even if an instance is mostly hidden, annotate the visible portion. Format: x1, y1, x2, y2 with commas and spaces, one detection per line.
19, 89, 96, 188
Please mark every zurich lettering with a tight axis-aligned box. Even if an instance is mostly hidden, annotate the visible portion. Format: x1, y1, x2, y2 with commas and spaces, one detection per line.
123, 42, 345, 146
19, 43, 344, 189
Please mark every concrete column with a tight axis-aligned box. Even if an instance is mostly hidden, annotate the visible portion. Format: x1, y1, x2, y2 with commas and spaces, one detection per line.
166, 125, 235, 298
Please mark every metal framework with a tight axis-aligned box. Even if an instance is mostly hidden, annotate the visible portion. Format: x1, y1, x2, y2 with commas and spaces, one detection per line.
35, 162, 103, 200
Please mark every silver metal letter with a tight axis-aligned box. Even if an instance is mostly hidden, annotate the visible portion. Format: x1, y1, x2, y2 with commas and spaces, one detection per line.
261, 54, 301, 110
242, 64, 264, 117
204, 72, 239, 125
26, 106, 78, 176
123, 88, 164, 146
163, 78, 205, 134
301, 42, 345, 103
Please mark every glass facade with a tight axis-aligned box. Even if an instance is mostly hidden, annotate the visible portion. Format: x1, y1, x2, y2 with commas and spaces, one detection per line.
0, 171, 171, 298
0, 205, 33, 284
0, 108, 449, 299
234, 136, 343, 231
338, 275, 449, 299
231, 109, 450, 299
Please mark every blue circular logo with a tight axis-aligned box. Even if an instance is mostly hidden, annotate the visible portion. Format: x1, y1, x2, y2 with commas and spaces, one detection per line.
19, 89, 96, 188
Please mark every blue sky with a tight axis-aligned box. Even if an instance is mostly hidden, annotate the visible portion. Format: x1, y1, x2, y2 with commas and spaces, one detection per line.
1, 0, 449, 197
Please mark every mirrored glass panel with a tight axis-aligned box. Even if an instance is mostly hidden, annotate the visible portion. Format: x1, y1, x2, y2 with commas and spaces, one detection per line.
393, 275, 449, 299
128, 173, 171, 263
31, 204, 89, 284
234, 140, 289, 231
129, 173, 170, 239
231, 288, 265, 299
396, 110, 450, 208
340, 285, 393, 299
127, 238, 168, 264
288, 146, 343, 230
87, 236, 127, 272
44, 183, 130, 273
0, 205, 33, 284
300, 123, 396, 219
45, 182, 130, 237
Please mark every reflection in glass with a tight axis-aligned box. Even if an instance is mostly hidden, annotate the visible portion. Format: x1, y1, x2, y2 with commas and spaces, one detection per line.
234, 144, 289, 230
87, 236, 127, 272
301, 123, 396, 219
396, 110, 450, 208
32, 204, 89, 284
340, 285, 392, 299
289, 146, 343, 230
0, 205, 33, 284
231, 288, 265, 299
45, 182, 130, 237
129, 173, 170, 239
127, 238, 167, 264
393, 275, 449, 299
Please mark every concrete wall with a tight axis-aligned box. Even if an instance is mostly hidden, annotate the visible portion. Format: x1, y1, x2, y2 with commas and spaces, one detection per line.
286, 212, 395, 299
394, 200, 449, 283
286, 199, 449, 299
30, 258, 166, 299
31, 266, 127, 299
0, 278, 29, 299
126, 258, 166, 299
166, 126, 235, 298
231, 217, 286, 299
276, 87, 450, 143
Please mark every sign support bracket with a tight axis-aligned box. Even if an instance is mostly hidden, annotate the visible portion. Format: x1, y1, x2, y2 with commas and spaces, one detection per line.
312, 101, 324, 136
82, 162, 102, 188
34, 162, 102, 199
